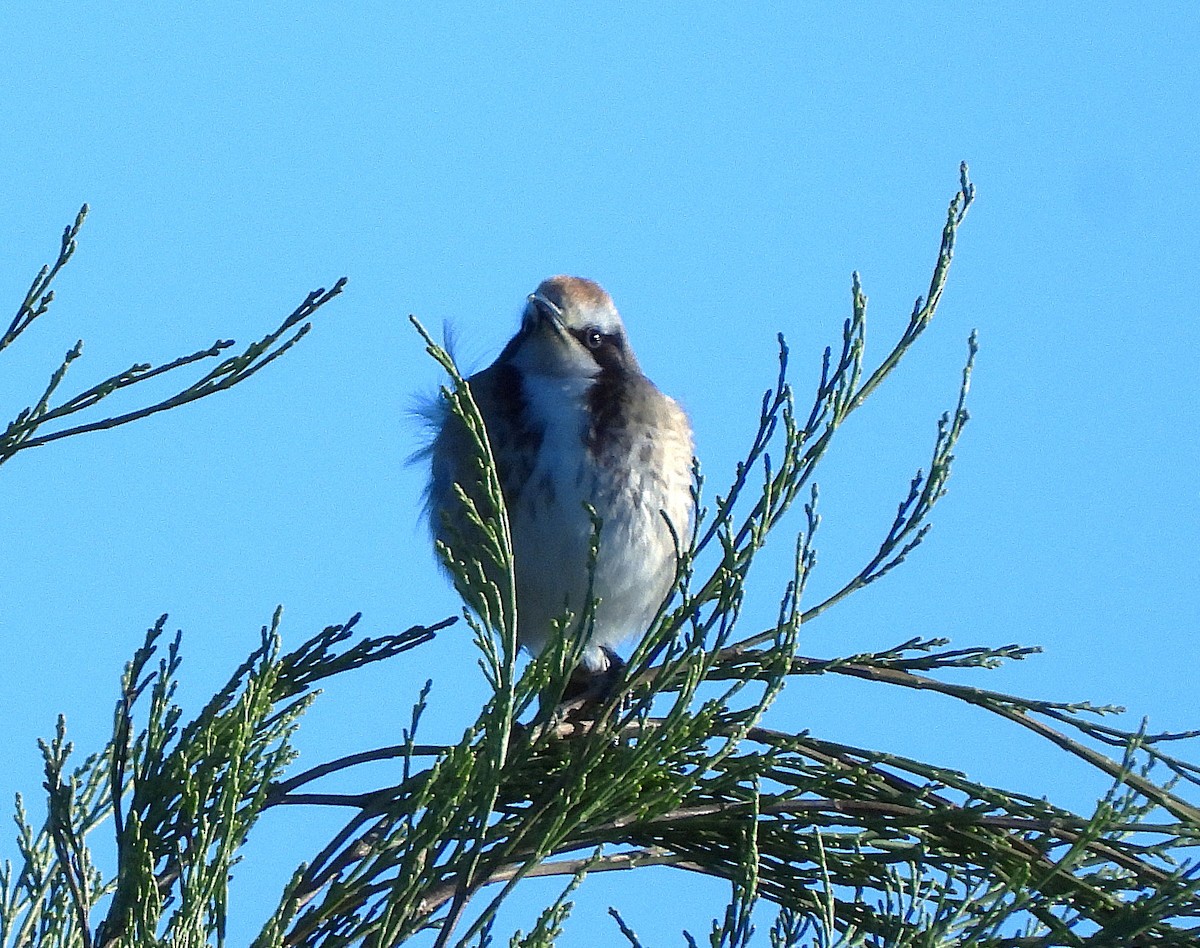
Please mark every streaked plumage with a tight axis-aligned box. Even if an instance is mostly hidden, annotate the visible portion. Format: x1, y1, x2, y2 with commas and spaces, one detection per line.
425, 276, 693, 687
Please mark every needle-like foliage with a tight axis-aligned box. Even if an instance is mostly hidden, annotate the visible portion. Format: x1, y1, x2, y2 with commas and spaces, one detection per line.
4, 169, 1198, 947
0, 205, 346, 467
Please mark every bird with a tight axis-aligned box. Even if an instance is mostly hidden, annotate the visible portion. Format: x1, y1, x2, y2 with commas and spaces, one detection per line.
424, 276, 694, 702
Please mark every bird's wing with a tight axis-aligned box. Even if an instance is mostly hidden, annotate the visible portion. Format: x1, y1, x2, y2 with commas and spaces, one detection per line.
428, 361, 540, 543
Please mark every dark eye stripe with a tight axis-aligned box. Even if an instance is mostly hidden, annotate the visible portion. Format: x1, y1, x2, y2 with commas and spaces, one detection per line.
571, 327, 608, 350
571, 327, 628, 372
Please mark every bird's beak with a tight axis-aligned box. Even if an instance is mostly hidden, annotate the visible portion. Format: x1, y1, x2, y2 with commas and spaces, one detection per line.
526, 292, 568, 337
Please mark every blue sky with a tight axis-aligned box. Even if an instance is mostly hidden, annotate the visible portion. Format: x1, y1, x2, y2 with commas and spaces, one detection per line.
2, 3, 1197, 944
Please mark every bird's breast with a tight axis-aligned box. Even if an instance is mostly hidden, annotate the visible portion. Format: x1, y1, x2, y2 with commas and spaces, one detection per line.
510, 371, 692, 539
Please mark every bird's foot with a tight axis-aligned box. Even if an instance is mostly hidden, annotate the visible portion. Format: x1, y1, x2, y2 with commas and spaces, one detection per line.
561, 646, 625, 705
544, 647, 631, 730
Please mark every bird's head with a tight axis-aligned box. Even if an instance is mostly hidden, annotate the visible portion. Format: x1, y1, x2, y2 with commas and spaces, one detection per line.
505, 276, 640, 379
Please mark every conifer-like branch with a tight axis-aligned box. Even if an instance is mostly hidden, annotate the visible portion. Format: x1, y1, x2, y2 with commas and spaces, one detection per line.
1, 206, 346, 466
4, 168, 1198, 947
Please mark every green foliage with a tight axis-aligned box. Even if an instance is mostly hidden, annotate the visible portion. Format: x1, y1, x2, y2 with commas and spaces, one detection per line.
4, 169, 1199, 947
1, 614, 442, 948
0, 204, 346, 467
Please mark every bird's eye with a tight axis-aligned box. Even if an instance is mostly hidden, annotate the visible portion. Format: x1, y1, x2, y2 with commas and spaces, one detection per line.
585, 328, 604, 350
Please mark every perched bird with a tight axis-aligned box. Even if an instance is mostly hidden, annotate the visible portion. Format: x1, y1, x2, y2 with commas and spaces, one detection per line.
425, 276, 694, 700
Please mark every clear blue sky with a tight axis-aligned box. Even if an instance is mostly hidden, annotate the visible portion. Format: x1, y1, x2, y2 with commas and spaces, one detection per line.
2, 4, 1197, 944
